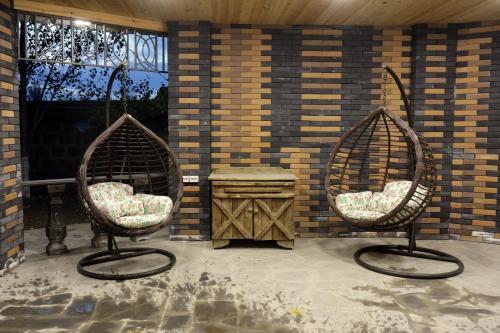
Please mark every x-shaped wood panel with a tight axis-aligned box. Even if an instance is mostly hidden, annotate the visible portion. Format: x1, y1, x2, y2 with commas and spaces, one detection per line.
212, 198, 252, 239
254, 199, 294, 240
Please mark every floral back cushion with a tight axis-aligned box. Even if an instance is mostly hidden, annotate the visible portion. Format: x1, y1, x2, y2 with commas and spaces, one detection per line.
335, 191, 372, 212
367, 190, 405, 214
88, 182, 133, 202
369, 180, 429, 214
134, 194, 173, 216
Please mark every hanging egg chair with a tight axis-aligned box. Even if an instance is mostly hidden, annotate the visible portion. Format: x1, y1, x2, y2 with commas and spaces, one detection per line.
77, 64, 183, 280
325, 66, 463, 279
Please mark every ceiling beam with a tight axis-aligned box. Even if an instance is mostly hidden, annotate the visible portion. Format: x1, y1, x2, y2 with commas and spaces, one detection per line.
13, 0, 167, 32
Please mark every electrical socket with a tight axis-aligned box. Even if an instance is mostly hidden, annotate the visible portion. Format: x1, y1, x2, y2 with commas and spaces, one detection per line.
182, 175, 199, 183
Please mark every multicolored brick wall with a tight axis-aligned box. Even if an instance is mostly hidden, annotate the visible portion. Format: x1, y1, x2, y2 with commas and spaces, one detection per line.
167, 21, 211, 240
211, 26, 271, 168
411, 24, 458, 240
0, 1, 23, 275
451, 22, 500, 243
167, 21, 500, 243
209, 25, 416, 238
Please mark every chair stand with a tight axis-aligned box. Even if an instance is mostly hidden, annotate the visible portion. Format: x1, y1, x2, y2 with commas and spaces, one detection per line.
354, 224, 464, 279
77, 234, 176, 280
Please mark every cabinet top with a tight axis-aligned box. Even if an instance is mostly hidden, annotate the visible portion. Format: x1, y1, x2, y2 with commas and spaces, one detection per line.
209, 167, 297, 181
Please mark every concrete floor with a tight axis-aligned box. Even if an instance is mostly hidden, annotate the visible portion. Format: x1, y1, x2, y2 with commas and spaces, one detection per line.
1, 224, 500, 333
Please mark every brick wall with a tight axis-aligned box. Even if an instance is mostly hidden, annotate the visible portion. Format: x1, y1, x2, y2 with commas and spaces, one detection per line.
168, 22, 211, 240
412, 24, 458, 239
168, 21, 500, 243
0, 0, 23, 275
451, 22, 500, 243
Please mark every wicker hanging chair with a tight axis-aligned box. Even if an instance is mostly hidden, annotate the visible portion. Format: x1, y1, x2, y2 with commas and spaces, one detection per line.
76, 64, 183, 280
325, 66, 463, 279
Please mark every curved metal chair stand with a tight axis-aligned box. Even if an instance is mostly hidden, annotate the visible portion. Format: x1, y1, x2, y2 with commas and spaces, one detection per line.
77, 64, 183, 280
77, 235, 176, 280
326, 65, 464, 279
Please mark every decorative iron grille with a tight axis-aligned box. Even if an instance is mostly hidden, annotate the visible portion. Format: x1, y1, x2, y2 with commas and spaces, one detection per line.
17, 12, 167, 73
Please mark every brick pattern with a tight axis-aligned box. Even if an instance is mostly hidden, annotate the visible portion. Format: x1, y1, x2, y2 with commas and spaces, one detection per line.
168, 21, 500, 243
450, 22, 500, 243
412, 25, 457, 240
167, 22, 211, 240
0, 1, 23, 275
211, 25, 271, 168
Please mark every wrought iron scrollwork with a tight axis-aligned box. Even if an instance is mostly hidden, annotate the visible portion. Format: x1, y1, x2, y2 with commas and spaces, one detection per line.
18, 12, 167, 73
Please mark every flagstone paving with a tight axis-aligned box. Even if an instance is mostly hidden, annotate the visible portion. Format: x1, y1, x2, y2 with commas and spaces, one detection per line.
1, 223, 500, 332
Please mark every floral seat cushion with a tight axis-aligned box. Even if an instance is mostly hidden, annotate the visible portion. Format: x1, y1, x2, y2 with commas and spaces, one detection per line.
341, 209, 385, 222
87, 182, 173, 229
335, 191, 372, 212
115, 214, 166, 229
335, 180, 430, 222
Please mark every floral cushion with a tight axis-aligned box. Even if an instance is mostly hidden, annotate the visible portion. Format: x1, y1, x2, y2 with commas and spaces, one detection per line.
87, 182, 173, 229
368, 180, 430, 214
135, 194, 173, 215
367, 190, 405, 214
336, 180, 430, 222
93, 196, 144, 220
341, 209, 385, 222
88, 182, 133, 202
335, 191, 372, 212
115, 214, 165, 229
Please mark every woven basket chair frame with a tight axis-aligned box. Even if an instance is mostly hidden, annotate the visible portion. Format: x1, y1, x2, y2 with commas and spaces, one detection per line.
325, 106, 436, 230
77, 65, 183, 238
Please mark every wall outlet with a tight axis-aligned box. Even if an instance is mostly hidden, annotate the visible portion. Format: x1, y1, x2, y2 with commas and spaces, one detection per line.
182, 175, 199, 183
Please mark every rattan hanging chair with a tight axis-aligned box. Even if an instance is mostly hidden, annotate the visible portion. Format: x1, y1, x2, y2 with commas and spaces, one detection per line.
77, 64, 183, 280
325, 66, 463, 279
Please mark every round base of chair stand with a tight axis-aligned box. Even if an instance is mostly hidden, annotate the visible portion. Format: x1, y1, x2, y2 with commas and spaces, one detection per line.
77, 235, 176, 280
354, 244, 464, 279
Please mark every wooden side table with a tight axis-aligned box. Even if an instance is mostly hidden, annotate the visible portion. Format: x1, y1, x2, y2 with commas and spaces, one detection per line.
208, 167, 297, 249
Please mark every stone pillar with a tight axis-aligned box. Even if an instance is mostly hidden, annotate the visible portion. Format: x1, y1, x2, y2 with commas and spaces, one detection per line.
0, 1, 24, 276
45, 184, 68, 255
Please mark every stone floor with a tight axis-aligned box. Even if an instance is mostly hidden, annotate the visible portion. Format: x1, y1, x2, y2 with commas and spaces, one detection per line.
1, 223, 500, 333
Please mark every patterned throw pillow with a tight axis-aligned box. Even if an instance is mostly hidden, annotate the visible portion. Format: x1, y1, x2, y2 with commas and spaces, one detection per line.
368, 180, 430, 214
367, 190, 405, 214
383, 180, 412, 196
135, 194, 173, 216
335, 191, 373, 212
116, 196, 145, 216
93, 196, 144, 220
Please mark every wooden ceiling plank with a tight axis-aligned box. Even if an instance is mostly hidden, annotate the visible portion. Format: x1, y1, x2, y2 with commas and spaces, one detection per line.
14, 0, 167, 32
13, 0, 500, 27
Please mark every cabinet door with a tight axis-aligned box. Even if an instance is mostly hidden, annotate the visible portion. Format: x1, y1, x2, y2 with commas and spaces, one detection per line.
253, 198, 294, 241
212, 198, 253, 239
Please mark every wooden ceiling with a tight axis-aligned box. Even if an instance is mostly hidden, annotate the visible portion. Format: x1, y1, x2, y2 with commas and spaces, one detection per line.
14, 0, 500, 32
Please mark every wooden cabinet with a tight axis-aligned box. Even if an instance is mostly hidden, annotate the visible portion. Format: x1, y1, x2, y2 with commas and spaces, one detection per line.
209, 167, 297, 249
